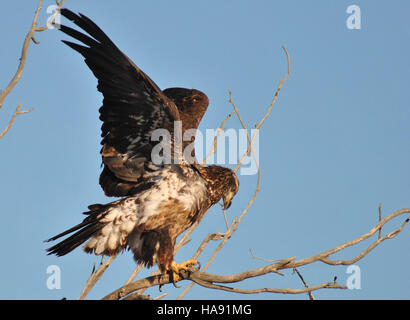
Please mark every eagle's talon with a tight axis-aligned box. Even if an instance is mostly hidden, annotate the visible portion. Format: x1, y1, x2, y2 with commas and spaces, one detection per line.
171, 278, 181, 288
168, 259, 199, 284
178, 259, 199, 270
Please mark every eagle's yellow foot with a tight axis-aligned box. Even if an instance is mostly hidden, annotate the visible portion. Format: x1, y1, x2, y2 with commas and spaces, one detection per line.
170, 259, 200, 283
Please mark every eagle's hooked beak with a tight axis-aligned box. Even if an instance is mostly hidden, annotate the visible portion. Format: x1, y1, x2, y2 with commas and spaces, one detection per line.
222, 190, 235, 210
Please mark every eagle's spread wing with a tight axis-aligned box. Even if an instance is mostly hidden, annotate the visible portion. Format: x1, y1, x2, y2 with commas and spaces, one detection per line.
58, 9, 182, 197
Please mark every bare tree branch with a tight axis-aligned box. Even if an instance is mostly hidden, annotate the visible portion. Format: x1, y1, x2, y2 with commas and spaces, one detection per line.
0, 0, 66, 139
102, 208, 409, 300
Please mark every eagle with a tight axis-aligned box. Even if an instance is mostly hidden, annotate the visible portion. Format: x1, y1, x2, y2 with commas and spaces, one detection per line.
46, 9, 239, 280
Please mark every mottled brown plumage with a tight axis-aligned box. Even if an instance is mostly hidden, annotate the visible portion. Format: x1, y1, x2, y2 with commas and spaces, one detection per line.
46, 9, 239, 275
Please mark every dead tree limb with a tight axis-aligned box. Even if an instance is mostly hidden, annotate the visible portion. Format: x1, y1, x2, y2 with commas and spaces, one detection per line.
102, 208, 409, 300
0, 0, 66, 139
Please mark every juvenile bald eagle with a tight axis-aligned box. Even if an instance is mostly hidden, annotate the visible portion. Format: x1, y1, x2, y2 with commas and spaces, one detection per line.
46, 9, 239, 278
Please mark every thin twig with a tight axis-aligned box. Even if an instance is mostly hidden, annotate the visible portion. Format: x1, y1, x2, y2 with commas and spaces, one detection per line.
234, 46, 290, 172
249, 248, 288, 266
378, 202, 382, 239
79, 253, 118, 300
201, 110, 235, 165
191, 232, 228, 261
293, 267, 315, 300
0, 0, 42, 111
319, 217, 409, 266
0, 104, 33, 139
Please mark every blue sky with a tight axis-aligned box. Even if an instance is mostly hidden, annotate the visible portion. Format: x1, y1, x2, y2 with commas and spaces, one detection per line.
0, 0, 409, 300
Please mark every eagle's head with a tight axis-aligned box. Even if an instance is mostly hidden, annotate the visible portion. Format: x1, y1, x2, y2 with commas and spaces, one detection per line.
163, 87, 209, 129
221, 169, 239, 210
163, 87, 210, 162
201, 165, 239, 210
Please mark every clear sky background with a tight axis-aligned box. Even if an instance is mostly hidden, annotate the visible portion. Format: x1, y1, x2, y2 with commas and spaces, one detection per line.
0, 0, 409, 300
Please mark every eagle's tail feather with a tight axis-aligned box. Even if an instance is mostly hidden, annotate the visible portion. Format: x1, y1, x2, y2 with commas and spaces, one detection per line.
45, 207, 106, 257
45, 222, 103, 257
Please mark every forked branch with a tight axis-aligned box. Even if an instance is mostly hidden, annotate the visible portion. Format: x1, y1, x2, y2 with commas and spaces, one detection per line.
0, 0, 66, 139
